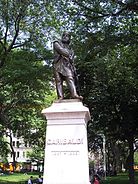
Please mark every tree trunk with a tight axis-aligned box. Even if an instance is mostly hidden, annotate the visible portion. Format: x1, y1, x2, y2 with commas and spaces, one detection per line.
127, 136, 135, 184
107, 145, 111, 176
111, 142, 117, 176
9, 134, 16, 171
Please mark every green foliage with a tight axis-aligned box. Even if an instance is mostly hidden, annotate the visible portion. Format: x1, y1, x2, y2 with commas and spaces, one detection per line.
27, 147, 44, 162
0, 48, 54, 159
0, 0, 57, 67
0, 137, 10, 161
0, 0, 58, 160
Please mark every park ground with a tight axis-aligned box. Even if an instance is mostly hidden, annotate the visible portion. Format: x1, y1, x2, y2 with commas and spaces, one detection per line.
102, 172, 138, 184
0, 172, 138, 184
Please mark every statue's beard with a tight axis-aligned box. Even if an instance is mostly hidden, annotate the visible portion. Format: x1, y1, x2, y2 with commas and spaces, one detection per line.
62, 39, 70, 44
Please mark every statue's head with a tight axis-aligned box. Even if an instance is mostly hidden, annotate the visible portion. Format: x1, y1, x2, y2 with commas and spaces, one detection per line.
61, 31, 71, 44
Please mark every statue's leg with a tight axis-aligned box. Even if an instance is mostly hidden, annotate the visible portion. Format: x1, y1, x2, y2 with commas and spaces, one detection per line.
55, 72, 64, 99
66, 76, 80, 99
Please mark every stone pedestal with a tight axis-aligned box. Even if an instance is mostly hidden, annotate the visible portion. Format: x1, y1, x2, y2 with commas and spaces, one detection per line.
42, 99, 91, 184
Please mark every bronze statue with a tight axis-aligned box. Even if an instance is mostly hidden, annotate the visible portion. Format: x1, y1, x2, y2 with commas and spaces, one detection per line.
53, 32, 83, 100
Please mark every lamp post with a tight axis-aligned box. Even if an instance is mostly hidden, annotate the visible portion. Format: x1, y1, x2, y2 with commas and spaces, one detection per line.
99, 134, 106, 180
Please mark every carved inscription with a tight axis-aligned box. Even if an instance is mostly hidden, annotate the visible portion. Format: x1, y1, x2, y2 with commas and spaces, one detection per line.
46, 138, 84, 157
51, 151, 80, 156
47, 138, 83, 146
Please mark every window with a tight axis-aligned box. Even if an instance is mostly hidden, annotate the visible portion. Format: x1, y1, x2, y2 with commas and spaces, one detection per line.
12, 141, 15, 147
13, 132, 16, 137
25, 141, 28, 147
26, 151, 30, 158
23, 151, 25, 158
29, 142, 31, 147
16, 141, 20, 148
17, 152, 20, 158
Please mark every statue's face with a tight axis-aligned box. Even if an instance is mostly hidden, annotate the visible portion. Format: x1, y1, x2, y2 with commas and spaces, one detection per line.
62, 32, 70, 44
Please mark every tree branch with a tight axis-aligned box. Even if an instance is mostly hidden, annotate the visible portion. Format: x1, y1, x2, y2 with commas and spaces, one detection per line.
4, 22, 9, 46
7, 17, 20, 52
12, 42, 27, 49
7, 5, 27, 52
72, 0, 137, 21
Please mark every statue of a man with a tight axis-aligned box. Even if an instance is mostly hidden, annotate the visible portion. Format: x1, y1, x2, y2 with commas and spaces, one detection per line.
53, 32, 82, 100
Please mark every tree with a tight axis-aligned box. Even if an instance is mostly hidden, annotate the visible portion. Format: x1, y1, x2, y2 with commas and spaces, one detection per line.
0, 0, 58, 67
0, 48, 54, 170
0, 0, 58, 166
83, 45, 138, 183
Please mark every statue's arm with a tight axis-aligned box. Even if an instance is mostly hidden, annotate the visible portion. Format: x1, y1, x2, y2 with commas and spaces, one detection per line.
53, 41, 70, 57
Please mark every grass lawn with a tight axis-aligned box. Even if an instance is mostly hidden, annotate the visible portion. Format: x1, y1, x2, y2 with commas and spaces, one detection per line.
0, 172, 39, 183
0, 171, 137, 184
102, 172, 138, 184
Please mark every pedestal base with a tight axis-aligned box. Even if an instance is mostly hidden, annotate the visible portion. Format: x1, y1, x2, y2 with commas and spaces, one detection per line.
42, 99, 91, 184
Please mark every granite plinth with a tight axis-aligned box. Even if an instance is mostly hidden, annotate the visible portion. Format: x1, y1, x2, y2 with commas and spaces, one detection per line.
42, 99, 91, 184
